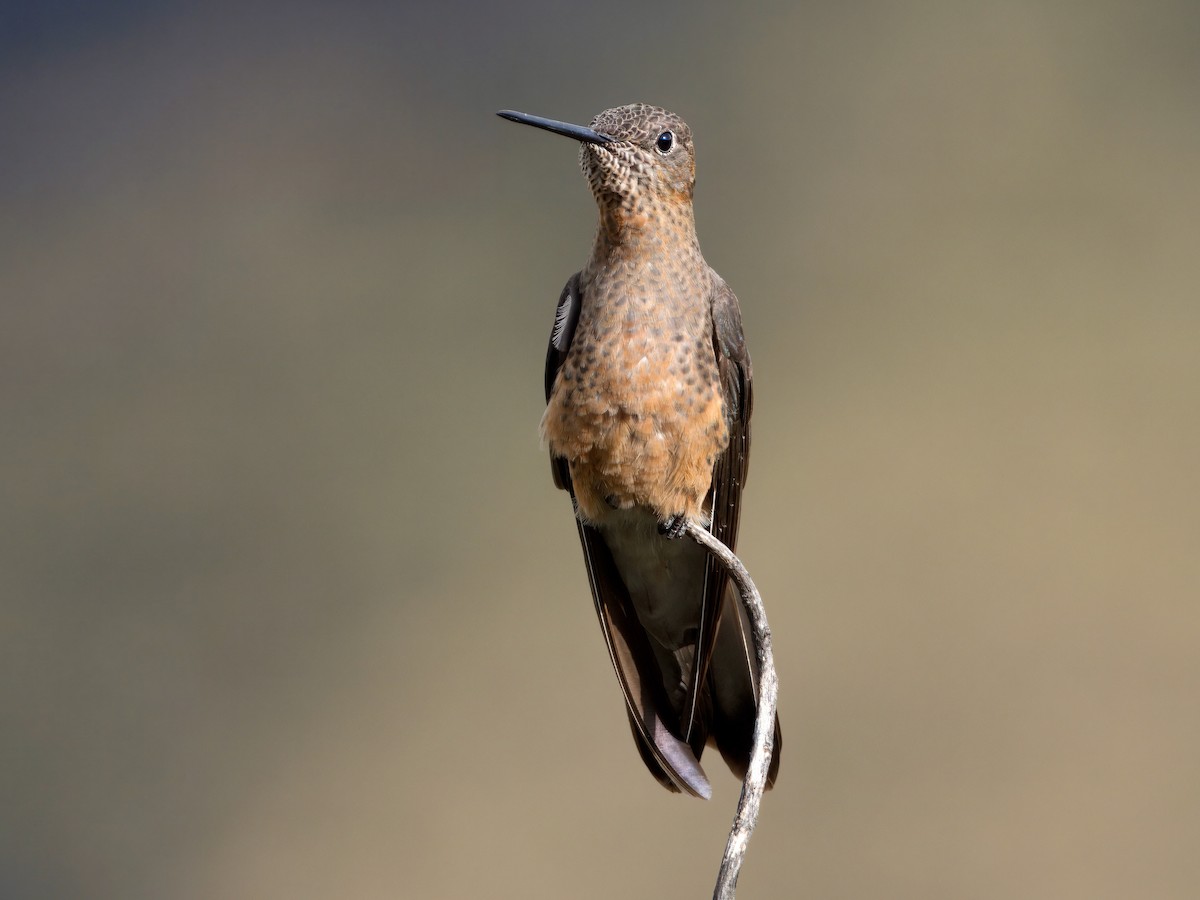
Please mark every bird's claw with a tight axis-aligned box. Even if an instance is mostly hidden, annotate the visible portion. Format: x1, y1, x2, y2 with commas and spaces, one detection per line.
657, 514, 689, 540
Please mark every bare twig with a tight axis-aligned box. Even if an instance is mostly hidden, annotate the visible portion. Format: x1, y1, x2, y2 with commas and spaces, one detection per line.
686, 522, 779, 900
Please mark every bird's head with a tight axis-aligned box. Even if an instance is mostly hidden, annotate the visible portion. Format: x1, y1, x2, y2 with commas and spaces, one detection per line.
499, 104, 697, 240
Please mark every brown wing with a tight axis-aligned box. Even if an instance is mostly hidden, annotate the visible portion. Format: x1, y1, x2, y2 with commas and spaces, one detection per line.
709, 281, 753, 560
701, 277, 781, 787
545, 273, 712, 798
572, 519, 712, 796
546, 273, 581, 490
676, 277, 754, 746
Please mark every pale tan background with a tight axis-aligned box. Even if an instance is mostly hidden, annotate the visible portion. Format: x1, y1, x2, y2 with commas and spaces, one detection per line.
2, 1, 1197, 898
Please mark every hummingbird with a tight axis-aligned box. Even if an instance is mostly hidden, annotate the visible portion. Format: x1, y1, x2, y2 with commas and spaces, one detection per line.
498, 104, 780, 798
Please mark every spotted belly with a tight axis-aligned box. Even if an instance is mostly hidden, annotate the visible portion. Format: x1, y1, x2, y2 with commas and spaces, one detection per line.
542, 334, 728, 525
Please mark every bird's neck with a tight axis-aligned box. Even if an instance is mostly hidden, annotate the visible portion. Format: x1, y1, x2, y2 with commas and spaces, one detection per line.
588, 199, 700, 270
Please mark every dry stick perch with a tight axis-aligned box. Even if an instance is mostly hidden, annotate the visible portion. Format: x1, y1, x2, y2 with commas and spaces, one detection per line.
685, 522, 780, 900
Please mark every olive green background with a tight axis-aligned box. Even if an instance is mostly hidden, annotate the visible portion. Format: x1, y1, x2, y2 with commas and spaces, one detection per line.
2, 2, 1197, 897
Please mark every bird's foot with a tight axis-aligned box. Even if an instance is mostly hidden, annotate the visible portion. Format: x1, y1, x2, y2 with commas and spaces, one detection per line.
657, 514, 689, 540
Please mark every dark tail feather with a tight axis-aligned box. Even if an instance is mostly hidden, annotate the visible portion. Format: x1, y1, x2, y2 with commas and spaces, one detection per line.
707, 586, 782, 787
626, 709, 682, 793
624, 700, 713, 799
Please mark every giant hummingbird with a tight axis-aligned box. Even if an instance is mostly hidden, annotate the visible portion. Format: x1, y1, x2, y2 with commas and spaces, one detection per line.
498, 104, 781, 798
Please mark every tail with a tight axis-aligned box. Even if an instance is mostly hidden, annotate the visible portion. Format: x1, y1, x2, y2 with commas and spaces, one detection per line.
707, 585, 781, 787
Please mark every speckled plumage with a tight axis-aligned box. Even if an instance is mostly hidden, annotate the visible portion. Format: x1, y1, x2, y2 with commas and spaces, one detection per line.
501, 103, 780, 797
544, 106, 723, 525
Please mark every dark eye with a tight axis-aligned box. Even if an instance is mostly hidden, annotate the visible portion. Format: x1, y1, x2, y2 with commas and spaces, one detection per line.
655, 130, 674, 153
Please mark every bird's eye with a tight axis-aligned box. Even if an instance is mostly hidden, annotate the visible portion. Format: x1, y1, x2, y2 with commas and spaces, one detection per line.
655, 130, 674, 154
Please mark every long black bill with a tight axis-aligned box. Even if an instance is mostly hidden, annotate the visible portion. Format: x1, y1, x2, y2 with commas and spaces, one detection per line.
497, 110, 614, 145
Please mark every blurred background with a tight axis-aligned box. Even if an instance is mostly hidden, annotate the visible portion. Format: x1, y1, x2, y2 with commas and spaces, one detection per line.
2, 1, 1198, 897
